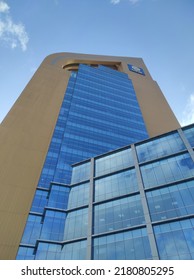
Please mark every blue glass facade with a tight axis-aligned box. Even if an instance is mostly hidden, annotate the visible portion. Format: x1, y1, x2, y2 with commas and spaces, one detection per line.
16, 60, 194, 260
19, 124, 193, 260
17, 64, 148, 260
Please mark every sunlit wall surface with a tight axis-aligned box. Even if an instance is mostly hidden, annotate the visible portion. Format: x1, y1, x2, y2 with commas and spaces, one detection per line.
17, 123, 194, 259
16, 64, 148, 259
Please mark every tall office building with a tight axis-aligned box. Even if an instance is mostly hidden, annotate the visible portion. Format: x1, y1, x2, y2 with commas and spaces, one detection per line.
1, 52, 191, 260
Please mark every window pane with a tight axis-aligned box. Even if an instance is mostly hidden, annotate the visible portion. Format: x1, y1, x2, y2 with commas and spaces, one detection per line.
68, 182, 89, 209
95, 168, 138, 202
136, 132, 185, 163
93, 228, 152, 260
95, 148, 134, 177
64, 208, 88, 240
183, 126, 194, 147
94, 195, 145, 234
146, 180, 194, 222
35, 240, 87, 260
154, 218, 194, 259
48, 185, 69, 210
141, 153, 194, 189
40, 210, 66, 241
71, 161, 91, 184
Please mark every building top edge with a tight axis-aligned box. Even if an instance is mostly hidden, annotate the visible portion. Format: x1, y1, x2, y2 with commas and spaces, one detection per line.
45, 51, 143, 62
43, 52, 145, 68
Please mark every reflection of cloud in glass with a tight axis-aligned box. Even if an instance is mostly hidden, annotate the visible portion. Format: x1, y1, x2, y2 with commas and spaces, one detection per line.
155, 221, 194, 259
137, 132, 185, 163
141, 153, 194, 188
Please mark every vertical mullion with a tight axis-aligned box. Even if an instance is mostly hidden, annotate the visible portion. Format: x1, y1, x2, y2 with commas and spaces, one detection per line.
131, 144, 159, 260
86, 158, 95, 259
178, 128, 194, 162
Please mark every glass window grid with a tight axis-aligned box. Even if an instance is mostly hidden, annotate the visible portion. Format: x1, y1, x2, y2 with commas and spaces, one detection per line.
35, 240, 87, 260
183, 126, 194, 147
74, 78, 139, 99
16, 247, 35, 260
72, 91, 141, 111
71, 94, 143, 119
63, 207, 89, 241
94, 168, 138, 202
93, 227, 152, 260
140, 152, 194, 189
154, 218, 194, 259
66, 111, 147, 138
95, 148, 134, 177
94, 194, 145, 235
67, 115, 144, 137
40, 210, 66, 241
66, 121, 145, 140
81, 64, 128, 80
76, 74, 134, 94
21, 214, 42, 245
67, 182, 90, 209
76, 70, 138, 97
78, 66, 131, 88
74, 86, 141, 111
71, 161, 91, 184
48, 184, 70, 210
31, 189, 48, 213
136, 132, 186, 163
65, 121, 144, 143
146, 179, 194, 222
60, 135, 119, 154
70, 103, 146, 128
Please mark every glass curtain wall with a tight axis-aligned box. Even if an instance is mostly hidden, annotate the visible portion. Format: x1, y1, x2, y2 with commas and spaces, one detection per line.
17, 64, 148, 259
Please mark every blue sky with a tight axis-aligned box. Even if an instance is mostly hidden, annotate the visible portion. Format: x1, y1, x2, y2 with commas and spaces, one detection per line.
0, 0, 194, 125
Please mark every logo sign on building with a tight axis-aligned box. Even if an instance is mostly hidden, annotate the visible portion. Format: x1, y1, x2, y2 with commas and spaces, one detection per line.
128, 64, 145, 75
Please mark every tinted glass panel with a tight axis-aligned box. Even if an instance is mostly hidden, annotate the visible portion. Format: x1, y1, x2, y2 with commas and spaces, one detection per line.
93, 228, 152, 260
71, 162, 91, 184
40, 210, 66, 241
35, 240, 87, 260
147, 180, 194, 222
154, 218, 194, 259
183, 126, 194, 147
95, 148, 134, 177
136, 132, 185, 163
141, 153, 194, 189
95, 168, 138, 202
48, 185, 69, 210
68, 182, 89, 209
94, 195, 145, 234
64, 208, 88, 240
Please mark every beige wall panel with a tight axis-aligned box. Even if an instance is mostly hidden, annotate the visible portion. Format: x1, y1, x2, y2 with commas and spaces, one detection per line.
0, 60, 70, 259
130, 74, 180, 137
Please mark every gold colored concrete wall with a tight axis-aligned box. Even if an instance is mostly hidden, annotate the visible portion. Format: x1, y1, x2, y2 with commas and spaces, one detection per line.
0, 52, 180, 259
0, 59, 70, 259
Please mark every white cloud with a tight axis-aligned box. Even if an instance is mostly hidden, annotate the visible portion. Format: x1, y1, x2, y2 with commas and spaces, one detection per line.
0, 1, 9, 13
181, 93, 194, 126
110, 0, 140, 4
110, 0, 121, 4
0, 1, 29, 51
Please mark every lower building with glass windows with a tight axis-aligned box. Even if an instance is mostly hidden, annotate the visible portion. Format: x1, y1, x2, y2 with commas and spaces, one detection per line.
17, 124, 194, 260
